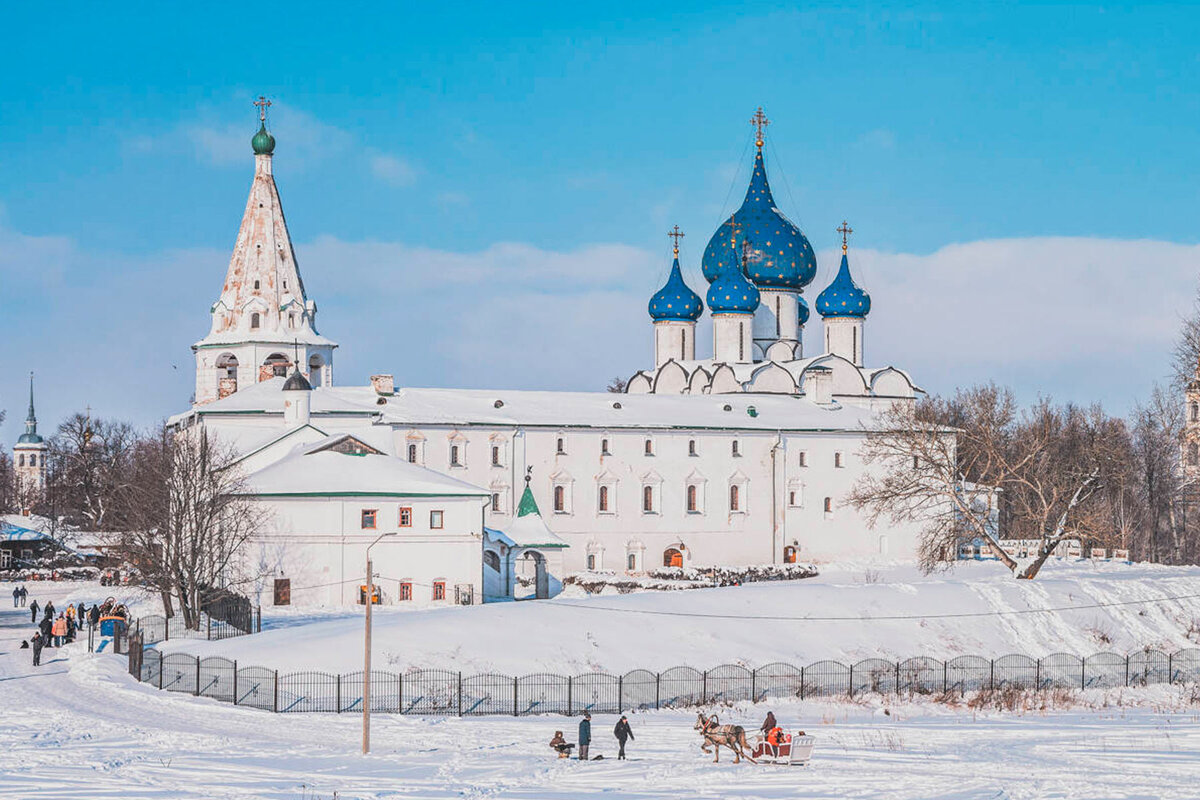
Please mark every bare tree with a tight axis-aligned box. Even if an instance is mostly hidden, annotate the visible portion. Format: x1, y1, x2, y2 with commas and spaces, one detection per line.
115, 427, 263, 629
1173, 287, 1200, 390
606, 376, 628, 393
46, 413, 136, 529
850, 385, 1128, 579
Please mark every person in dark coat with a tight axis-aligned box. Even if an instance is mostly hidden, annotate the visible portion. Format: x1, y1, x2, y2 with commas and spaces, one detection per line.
20, 586, 27, 606
88, 605, 100, 628
38, 615, 52, 647
44, 601, 55, 619
12, 586, 19, 607
29, 600, 39, 623
760, 711, 777, 736
577, 712, 592, 760
31, 632, 43, 666
76, 602, 86, 623
613, 715, 634, 760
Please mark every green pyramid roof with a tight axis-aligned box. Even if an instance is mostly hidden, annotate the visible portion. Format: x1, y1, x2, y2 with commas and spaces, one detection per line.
517, 484, 541, 517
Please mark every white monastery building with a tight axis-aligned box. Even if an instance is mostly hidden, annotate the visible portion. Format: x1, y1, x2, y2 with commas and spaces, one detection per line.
170, 103, 931, 606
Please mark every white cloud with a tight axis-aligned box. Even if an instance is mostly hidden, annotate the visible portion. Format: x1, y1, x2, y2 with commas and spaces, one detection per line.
1, 226, 1195, 449
369, 153, 418, 187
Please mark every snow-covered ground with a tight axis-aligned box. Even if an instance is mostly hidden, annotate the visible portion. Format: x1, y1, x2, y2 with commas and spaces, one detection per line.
5, 565, 1200, 799
157, 560, 1200, 674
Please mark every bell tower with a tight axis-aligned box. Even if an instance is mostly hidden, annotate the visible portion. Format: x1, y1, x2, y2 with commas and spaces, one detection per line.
13, 373, 48, 513
192, 97, 337, 405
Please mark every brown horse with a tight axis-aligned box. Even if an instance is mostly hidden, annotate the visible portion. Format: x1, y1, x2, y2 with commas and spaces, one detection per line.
694, 712, 755, 763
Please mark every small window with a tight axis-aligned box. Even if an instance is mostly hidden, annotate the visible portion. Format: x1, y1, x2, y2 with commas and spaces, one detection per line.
407, 443, 418, 463
587, 554, 596, 570
491, 493, 501, 512
731, 440, 740, 457
250, 312, 261, 330
556, 437, 566, 455
29, 455, 36, 467
789, 490, 799, 507
688, 439, 697, 456
598, 485, 610, 512
627, 553, 637, 571
1191, 443, 1199, 467
834, 452, 844, 468
729, 484, 740, 512
824, 497, 833, 515
253, 279, 261, 290
399, 582, 412, 601
798, 451, 807, 468
644, 438, 654, 456
450, 444, 461, 466
361, 509, 378, 530
601, 438, 610, 456
912, 455, 920, 469
288, 313, 295, 328
687, 484, 699, 513
430, 510, 444, 529
1192, 403, 1199, 422
399, 507, 412, 527
642, 485, 655, 513
554, 485, 566, 512
491, 445, 501, 466
432, 581, 446, 601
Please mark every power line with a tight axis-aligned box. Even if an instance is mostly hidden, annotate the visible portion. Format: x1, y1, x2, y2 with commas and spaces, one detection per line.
541, 591, 1200, 622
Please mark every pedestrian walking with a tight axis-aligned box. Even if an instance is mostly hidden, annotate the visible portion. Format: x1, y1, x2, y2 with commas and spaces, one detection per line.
44, 601, 55, 619
39, 615, 52, 645
52, 614, 67, 647
31, 632, 43, 667
88, 605, 100, 628
577, 712, 592, 761
11, 586, 19, 607
613, 715, 634, 760
19, 586, 27, 606
30, 599, 39, 623
76, 602, 85, 622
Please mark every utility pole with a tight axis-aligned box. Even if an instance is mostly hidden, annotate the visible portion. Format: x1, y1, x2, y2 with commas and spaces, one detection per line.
363, 531, 395, 754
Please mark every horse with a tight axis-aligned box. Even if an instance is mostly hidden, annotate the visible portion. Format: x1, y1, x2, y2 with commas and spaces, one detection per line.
694, 712, 755, 763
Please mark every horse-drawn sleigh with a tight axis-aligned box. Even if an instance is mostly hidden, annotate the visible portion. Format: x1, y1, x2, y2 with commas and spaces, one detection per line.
694, 712, 815, 766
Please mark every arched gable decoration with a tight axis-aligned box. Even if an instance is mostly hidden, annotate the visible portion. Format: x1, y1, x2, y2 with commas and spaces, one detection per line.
652, 359, 690, 394
748, 361, 799, 394
687, 365, 713, 394
626, 372, 653, 394
708, 364, 744, 394
803, 353, 869, 395
869, 366, 918, 398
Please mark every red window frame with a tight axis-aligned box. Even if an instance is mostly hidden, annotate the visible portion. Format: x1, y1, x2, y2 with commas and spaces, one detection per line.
361, 509, 378, 529
432, 581, 446, 601
399, 582, 412, 601
399, 507, 412, 527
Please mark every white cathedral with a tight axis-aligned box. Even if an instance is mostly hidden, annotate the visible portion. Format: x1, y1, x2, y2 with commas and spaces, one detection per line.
170, 104, 931, 607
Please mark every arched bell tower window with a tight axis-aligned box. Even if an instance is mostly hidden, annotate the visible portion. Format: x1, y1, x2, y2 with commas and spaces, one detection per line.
250, 312, 261, 330
263, 353, 289, 378
1192, 402, 1199, 423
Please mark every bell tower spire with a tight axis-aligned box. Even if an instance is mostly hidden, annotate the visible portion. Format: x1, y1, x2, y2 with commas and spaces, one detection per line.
14, 372, 48, 511
192, 97, 337, 406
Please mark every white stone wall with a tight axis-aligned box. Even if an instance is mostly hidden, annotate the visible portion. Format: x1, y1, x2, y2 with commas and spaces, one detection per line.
246, 494, 483, 608
823, 316, 865, 367
712, 314, 754, 363
653, 321, 695, 368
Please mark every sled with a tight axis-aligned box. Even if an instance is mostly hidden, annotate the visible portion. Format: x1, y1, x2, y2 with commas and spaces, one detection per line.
751, 732, 815, 766
99, 616, 127, 637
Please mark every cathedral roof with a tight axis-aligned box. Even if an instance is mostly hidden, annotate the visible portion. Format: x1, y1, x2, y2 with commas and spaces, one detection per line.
798, 295, 810, 326
282, 369, 313, 391
648, 254, 704, 322
701, 149, 817, 290
252, 122, 275, 156
706, 240, 761, 315
816, 252, 871, 318
17, 374, 42, 445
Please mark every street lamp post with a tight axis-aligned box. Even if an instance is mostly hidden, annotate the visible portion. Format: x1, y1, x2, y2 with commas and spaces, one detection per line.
363, 531, 396, 755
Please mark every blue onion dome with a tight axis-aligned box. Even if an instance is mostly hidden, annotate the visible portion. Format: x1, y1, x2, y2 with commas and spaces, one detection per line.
797, 295, 810, 326
707, 247, 761, 315
701, 150, 816, 289
252, 122, 275, 155
649, 254, 704, 322
816, 252, 871, 318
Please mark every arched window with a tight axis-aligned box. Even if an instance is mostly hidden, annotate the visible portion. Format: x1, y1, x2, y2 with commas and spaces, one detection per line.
308, 354, 323, 387
587, 554, 596, 570
642, 485, 654, 512
491, 493, 500, 512
1192, 403, 1198, 422
1191, 443, 1199, 466
731, 440, 740, 457
450, 445, 461, 466
729, 484, 740, 512
484, 551, 500, 571
491, 445, 500, 466
644, 438, 654, 456
687, 484, 698, 513
253, 279, 261, 290
600, 438, 610, 455
627, 553, 637, 571
824, 497, 833, 514
556, 437, 566, 454
407, 443, 418, 463
250, 312, 261, 330
29, 455, 36, 467
264, 353, 289, 377
688, 439, 697, 456
18, 454, 25, 467
554, 485, 566, 512
598, 485, 610, 512
663, 548, 683, 568
834, 452, 844, 468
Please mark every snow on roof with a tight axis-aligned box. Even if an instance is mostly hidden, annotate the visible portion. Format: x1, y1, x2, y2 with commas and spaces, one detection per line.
485, 517, 568, 549
244, 436, 489, 498
187, 380, 889, 433
0, 521, 54, 542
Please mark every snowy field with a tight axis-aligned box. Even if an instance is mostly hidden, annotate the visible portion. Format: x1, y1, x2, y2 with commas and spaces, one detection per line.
4, 566, 1200, 799
157, 560, 1200, 673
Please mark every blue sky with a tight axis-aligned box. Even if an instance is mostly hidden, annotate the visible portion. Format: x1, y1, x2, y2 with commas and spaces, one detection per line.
3, 3, 1200, 440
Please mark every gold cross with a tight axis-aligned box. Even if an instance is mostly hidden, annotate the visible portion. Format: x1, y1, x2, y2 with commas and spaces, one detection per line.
838, 220, 853, 253
254, 96, 272, 123
750, 107, 770, 148
668, 225, 685, 255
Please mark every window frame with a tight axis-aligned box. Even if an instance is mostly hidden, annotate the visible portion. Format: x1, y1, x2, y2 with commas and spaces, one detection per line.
731, 440, 741, 457
429, 509, 444, 529
432, 581, 446, 601
399, 582, 413, 601
361, 509, 378, 530
398, 506, 412, 527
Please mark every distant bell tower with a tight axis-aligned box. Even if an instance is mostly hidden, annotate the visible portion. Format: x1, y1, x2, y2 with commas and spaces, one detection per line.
192, 96, 338, 405
1184, 361, 1200, 478
13, 373, 48, 513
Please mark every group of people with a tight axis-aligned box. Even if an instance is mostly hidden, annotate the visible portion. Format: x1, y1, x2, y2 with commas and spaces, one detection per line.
21, 595, 106, 667
11, 585, 29, 607
549, 712, 635, 761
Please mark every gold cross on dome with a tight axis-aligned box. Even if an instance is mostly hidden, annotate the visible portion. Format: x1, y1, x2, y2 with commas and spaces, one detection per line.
838, 220, 853, 253
668, 225, 685, 255
750, 107, 770, 148
254, 95, 272, 123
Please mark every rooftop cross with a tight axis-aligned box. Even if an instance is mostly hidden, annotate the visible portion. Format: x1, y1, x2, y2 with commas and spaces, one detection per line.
750, 107, 770, 148
668, 225, 685, 255
838, 220, 853, 254
254, 95, 272, 123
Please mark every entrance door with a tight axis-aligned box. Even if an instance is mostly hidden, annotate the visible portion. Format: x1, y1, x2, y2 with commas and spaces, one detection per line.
664, 548, 683, 568
783, 546, 797, 564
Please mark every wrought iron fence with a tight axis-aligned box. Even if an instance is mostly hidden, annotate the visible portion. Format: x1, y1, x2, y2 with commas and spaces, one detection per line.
128, 646, 1200, 715
133, 605, 261, 646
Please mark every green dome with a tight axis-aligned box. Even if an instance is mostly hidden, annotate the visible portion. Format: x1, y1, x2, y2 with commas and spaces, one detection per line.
252, 122, 275, 155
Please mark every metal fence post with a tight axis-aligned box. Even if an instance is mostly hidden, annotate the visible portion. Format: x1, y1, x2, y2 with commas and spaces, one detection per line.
1169, 652, 1175, 685
618, 675, 624, 713
567, 676, 573, 716
458, 672, 463, 716
1125, 655, 1130, 687
233, 660, 239, 706
207, 615, 212, 641
989, 660, 995, 692
195, 656, 201, 696
799, 666, 805, 701
895, 661, 901, 696
397, 672, 404, 715
336, 674, 342, 713
1036, 659, 1041, 690
257, 607, 262, 633
702, 671, 708, 705
513, 677, 519, 717
159, 655, 164, 690
273, 670, 279, 713
1081, 657, 1086, 690
750, 668, 757, 703
943, 661, 948, 694
655, 673, 661, 710
848, 663, 854, 697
